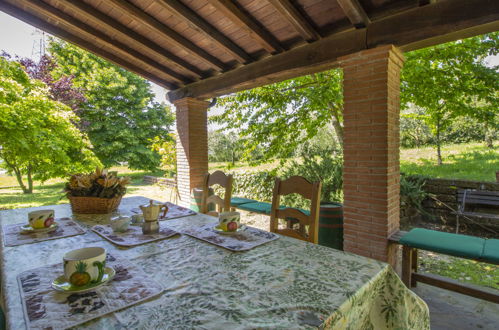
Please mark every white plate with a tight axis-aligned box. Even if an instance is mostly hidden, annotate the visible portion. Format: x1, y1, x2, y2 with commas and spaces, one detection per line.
20, 222, 58, 234
212, 224, 246, 235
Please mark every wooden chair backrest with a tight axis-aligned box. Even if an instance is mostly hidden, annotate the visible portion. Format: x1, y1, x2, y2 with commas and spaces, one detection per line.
201, 171, 233, 216
270, 176, 322, 244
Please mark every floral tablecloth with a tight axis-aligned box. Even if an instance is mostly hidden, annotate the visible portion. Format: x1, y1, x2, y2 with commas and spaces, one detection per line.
0, 196, 429, 329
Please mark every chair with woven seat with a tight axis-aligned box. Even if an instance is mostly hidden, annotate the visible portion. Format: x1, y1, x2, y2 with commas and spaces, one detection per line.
201, 171, 233, 216
269, 176, 321, 243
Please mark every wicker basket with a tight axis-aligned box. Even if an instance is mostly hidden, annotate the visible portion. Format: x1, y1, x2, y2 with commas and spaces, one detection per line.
67, 195, 123, 214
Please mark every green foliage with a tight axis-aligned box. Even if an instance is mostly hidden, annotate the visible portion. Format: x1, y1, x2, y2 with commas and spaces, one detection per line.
0, 57, 100, 193
401, 109, 490, 148
212, 70, 343, 162
227, 150, 343, 209
279, 150, 343, 208
400, 175, 432, 218
231, 170, 276, 202
48, 40, 175, 170
401, 33, 499, 163
150, 133, 176, 177
208, 131, 243, 164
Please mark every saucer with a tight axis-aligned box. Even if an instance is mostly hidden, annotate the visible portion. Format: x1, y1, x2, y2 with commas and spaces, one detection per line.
51, 267, 116, 293
20, 222, 58, 234
213, 224, 246, 235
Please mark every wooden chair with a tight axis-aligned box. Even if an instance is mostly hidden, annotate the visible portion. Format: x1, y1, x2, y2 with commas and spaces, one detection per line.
270, 176, 322, 244
201, 171, 233, 216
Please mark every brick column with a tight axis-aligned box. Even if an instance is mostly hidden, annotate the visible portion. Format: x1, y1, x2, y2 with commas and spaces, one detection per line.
173, 97, 209, 207
339, 45, 404, 267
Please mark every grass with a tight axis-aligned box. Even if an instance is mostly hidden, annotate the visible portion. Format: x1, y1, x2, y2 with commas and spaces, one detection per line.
400, 142, 498, 181
420, 252, 499, 290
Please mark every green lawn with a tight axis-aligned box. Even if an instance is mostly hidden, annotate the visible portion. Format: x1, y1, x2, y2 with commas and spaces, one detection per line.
420, 252, 499, 290
400, 142, 498, 181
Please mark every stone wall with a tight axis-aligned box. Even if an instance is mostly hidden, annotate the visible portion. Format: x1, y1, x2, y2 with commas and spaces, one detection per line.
404, 177, 499, 229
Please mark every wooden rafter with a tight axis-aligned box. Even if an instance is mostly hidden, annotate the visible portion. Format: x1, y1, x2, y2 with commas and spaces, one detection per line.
336, 0, 371, 28
11, 0, 190, 85
267, 0, 320, 41
63, 0, 204, 79
107, 0, 227, 71
0, 0, 177, 89
206, 0, 284, 54
157, 0, 252, 64
168, 0, 499, 101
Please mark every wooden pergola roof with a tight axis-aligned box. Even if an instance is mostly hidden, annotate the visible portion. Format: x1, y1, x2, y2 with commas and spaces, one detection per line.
1, 0, 497, 102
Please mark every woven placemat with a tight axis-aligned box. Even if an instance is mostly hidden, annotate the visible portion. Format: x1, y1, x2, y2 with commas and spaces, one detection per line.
91, 223, 179, 247
17, 253, 163, 330
2, 218, 86, 247
182, 223, 279, 251
131, 202, 196, 220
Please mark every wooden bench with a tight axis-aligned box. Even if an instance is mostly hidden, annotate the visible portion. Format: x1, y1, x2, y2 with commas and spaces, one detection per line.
456, 189, 499, 232
389, 228, 499, 304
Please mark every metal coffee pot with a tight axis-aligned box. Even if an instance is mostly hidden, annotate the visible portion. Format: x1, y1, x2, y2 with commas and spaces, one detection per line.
139, 200, 168, 222
140, 200, 167, 234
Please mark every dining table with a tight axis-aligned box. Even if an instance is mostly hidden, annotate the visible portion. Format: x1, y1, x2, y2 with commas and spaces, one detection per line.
0, 196, 430, 329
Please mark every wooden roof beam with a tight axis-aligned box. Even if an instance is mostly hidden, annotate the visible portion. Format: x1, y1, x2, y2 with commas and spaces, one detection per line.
336, 0, 371, 28
11, 0, 190, 85
0, 1, 177, 89
64, 0, 205, 79
168, 0, 499, 101
107, 0, 227, 71
206, 0, 284, 54
157, 0, 252, 64
268, 0, 320, 42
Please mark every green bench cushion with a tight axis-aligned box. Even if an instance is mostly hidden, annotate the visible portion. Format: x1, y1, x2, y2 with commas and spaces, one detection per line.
482, 239, 499, 264
237, 202, 272, 214
230, 197, 258, 207
400, 228, 486, 259
236, 202, 311, 217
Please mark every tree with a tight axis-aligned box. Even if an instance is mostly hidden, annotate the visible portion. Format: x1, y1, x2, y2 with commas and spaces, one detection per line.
208, 131, 243, 164
212, 70, 343, 163
0, 57, 100, 193
17, 54, 87, 114
150, 133, 176, 177
48, 41, 175, 170
401, 33, 498, 164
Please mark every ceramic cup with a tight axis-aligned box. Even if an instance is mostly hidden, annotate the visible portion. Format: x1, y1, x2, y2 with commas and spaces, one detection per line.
218, 211, 241, 232
63, 247, 106, 287
28, 209, 55, 229
110, 215, 131, 232
131, 214, 144, 225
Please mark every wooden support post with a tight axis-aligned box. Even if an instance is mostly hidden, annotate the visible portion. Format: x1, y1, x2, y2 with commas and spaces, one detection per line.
411, 248, 418, 287
402, 245, 413, 287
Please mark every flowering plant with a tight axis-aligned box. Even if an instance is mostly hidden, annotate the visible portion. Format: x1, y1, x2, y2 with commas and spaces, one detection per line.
65, 168, 131, 198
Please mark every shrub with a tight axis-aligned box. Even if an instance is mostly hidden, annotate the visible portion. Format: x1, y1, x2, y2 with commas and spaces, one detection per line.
400, 174, 432, 218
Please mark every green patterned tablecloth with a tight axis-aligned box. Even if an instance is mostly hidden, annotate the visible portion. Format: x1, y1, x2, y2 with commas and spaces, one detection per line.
0, 196, 429, 329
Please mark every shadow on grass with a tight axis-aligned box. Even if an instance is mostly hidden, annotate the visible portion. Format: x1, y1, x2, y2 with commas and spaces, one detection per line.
401, 148, 499, 182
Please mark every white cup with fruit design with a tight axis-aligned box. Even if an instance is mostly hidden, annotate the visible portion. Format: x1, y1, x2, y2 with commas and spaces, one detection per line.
218, 211, 241, 232
63, 247, 106, 287
28, 209, 55, 229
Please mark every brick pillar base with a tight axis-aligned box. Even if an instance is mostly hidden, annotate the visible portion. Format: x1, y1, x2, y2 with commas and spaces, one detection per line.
339, 45, 404, 267
174, 98, 209, 207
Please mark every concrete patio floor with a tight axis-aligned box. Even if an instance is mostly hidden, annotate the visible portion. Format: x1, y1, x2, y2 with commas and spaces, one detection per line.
413, 283, 499, 329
